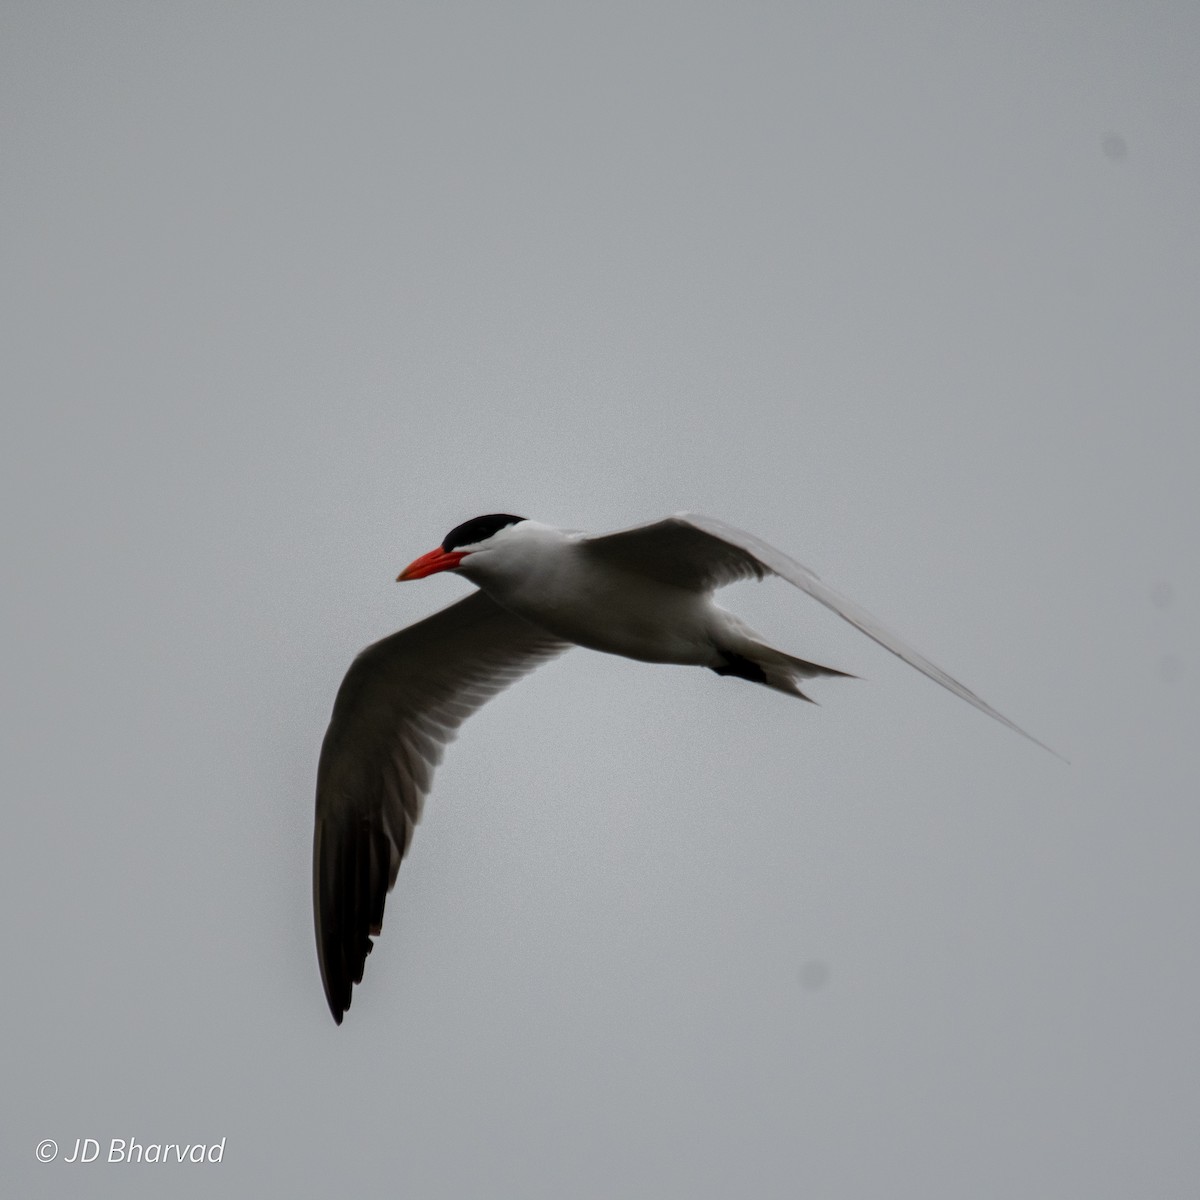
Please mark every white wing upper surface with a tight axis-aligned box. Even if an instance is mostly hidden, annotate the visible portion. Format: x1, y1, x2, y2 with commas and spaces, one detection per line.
584, 513, 1057, 756
313, 590, 569, 1023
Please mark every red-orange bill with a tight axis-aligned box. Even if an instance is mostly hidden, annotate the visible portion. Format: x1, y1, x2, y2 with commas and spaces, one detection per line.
397, 547, 466, 581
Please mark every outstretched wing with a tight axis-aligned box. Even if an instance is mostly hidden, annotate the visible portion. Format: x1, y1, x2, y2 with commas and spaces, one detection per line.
582, 515, 768, 591
314, 590, 569, 1023
584, 513, 1059, 757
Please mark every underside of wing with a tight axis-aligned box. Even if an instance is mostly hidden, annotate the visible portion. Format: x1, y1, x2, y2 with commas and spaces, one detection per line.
579, 516, 768, 591
313, 590, 569, 1023
676, 513, 1060, 757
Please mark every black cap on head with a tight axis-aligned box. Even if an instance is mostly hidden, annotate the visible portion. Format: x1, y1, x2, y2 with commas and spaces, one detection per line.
441, 514, 526, 552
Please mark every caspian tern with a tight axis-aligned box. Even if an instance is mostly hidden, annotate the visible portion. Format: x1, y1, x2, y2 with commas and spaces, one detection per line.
314, 512, 1054, 1023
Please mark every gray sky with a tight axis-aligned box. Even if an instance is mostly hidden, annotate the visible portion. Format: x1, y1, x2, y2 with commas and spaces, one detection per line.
3, 3, 1198, 1197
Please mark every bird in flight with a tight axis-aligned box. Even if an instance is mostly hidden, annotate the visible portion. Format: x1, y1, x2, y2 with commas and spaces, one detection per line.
313, 512, 1054, 1023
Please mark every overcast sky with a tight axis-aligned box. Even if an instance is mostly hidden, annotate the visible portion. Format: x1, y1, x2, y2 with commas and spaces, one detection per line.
3, 3, 1198, 1197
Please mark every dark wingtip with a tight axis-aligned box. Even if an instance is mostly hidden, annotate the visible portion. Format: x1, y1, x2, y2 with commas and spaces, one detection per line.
315, 809, 392, 1029
321, 967, 349, 1025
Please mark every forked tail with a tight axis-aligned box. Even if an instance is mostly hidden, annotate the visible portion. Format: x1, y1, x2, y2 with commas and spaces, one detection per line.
711, 641, 853, 701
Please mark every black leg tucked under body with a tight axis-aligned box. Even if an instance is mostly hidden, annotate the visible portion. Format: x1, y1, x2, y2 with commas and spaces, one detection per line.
711, 651, 769, 685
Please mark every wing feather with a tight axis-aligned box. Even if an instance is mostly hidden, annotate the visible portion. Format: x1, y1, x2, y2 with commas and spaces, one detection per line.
587, 512, 1059, 757
313, 590, 568, 1023
581, 516, 766, 590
